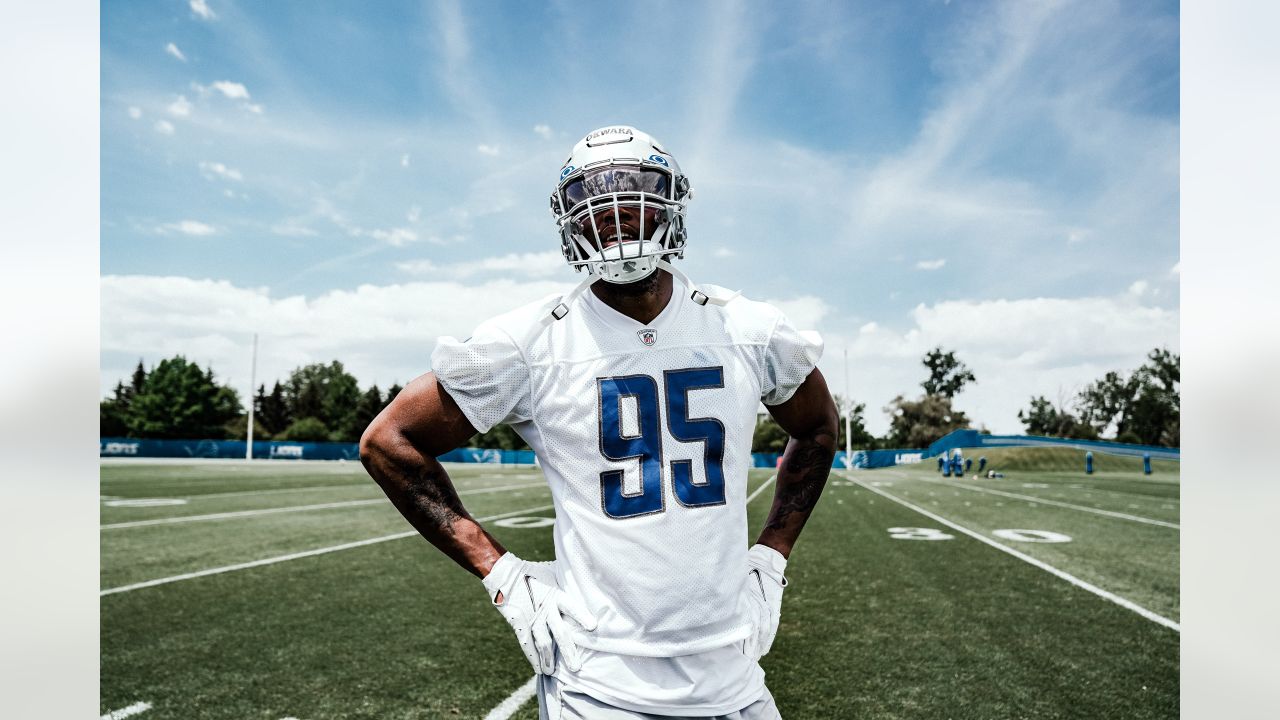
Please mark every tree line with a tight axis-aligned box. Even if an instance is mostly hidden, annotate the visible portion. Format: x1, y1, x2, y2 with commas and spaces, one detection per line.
103, 346, 1178, 450
751, 346, 1179, 453
100, 357, 401, 443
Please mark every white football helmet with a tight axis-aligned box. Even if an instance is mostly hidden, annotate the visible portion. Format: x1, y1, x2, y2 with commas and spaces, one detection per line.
550, 126, 692, 284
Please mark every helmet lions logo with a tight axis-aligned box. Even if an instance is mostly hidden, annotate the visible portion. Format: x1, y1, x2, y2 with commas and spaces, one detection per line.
637, 329, 657, 347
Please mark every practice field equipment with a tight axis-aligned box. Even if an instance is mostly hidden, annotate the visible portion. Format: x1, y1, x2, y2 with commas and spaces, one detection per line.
978, 456, 987, 473
937, 456, 946, 473
964, 458, 972, 472
1143, 452, 1152, 475
1085, 451, 1094, 475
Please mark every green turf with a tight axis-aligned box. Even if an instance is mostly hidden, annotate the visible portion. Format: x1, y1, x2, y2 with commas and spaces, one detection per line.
101, 456, 1178, 719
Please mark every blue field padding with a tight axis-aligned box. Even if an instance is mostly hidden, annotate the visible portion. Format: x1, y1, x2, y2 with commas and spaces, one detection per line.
925, 429, 1179, 461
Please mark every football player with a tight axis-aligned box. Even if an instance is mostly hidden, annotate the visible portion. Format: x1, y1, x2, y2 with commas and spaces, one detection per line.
360, 126, 838, 718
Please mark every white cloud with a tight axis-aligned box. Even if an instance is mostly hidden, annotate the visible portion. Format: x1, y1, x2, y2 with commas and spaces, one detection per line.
271, 223, 318, 237
397, 251, 566, 279
198, 161, 243, 182
533, 124, 553, 140
165, 42, 187, 62
407, 205, 421, 223
100, 274, 574, 396
401, 154, 410, 167
713, 247, 735, 258
167, 95, 192, 117
127, 106, 142, 119
153, 120, 175, 135
1170, 261, 1181, 276
158, 220, 216, 236
915, 258, 947, 271
476, 144, 500, 157
244, 103, 264, 114
189, 0, 216, 21
210, 81, 250, 100
368, 227, 418, 246
821, 292, 1179, 435
1128, 280, 1149, 296
763, 295, 830, 330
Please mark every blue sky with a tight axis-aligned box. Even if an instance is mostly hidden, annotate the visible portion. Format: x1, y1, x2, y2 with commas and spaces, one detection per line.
101, 0, 1180, 436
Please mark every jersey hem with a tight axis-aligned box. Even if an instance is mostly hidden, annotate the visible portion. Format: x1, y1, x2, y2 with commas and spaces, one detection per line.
574, 622, 752, 657
556, 671, 768, 717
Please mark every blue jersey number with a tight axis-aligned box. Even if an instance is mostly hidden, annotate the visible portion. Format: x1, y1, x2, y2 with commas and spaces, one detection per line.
597, 367, 726, 519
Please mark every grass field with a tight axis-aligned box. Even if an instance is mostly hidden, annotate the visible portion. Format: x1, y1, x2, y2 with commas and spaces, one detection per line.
101, 449, 1179, 719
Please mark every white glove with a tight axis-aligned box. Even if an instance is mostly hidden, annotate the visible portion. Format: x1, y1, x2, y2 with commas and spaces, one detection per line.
481, 552, 597, 675
743, 543, 788, 660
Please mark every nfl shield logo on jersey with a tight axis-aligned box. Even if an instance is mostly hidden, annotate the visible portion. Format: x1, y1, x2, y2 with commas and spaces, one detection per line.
637, 328, 657, 347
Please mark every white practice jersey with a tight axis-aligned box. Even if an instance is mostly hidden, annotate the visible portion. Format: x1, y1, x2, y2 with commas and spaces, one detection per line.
433, 278, 822, 660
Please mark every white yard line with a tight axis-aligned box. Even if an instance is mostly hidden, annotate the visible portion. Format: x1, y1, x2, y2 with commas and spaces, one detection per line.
483, 676, 538, 720
746, 474, 778, 505
101, 482, 548, 530
101, 701, 151, 719
182, 483, 374, 500
100, 505, 555, 596
846, 474, 1180, 632
918, 477, 1179, 529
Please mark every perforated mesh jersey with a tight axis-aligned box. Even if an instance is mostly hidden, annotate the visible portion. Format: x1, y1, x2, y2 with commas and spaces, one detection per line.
432, 277, 822, 657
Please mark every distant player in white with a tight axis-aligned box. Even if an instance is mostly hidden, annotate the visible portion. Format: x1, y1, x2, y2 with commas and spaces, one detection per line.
361, 126, 838, 718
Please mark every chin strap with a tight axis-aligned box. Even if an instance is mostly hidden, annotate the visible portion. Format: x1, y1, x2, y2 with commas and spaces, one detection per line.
656, 260, 740, 307
542, 260, 739, 325
543, 273, 602, 325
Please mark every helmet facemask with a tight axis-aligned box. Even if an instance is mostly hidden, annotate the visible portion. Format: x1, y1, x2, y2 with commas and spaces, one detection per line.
551, 139, 690, 284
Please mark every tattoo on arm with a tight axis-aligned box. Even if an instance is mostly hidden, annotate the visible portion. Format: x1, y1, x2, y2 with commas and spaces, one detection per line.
403, 463, 469, 534
762, 429, 835, 552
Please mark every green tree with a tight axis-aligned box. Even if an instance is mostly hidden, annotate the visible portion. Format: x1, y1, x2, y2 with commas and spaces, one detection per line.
283, 361, 363, 442
125, 357, 243, 439
1075, 348, 1179, 446
255, 381, 291, 438
100, 381, 132, 437
921, 347, 976, 398
833, 395, 878, 451
278, 417, 331, 442
353, 385, 385, 440
1017, 395, 1098, 440
384, 383, 403, 409
471, 423, 531, 450
883, 394, 970, 448
752, 414, 790, 453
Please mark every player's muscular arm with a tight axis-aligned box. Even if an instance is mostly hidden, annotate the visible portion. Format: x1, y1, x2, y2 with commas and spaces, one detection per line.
359, 372, 507, 578
756, 368, 839, 559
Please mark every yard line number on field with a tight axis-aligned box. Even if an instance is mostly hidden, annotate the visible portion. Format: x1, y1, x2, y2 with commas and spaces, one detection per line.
99, 505, 555, 596
844, 473, 1180, 633
917, 476, 1179, 529
100, 482, 547, 530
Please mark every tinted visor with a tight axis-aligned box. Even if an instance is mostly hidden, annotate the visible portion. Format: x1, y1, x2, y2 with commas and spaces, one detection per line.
562, 167, 670, 208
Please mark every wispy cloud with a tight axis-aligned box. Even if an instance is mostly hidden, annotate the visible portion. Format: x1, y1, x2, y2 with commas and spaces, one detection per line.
165, 42, 187, 62
158, 220, 216, 236
208, 81, 250, 100
368, 227, 418, 246
270, 222, 318, 237
397, 251, 565, 279
127, 106, 142, 119
713, 247, 735, 259
533, 124, 553, 140
476, 144, 500, 157
167, 95, 192, 117
431, 0, 495, 130
153, 120, 175, 135
401, 154, 410, 167
199, 161, 243, 182
915, 258, 947, 271
189, 0, 216, 21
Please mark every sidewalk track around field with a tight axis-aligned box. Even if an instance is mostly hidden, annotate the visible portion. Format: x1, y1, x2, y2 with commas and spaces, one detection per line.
100, 505, 555, 596
844, 472, 1180, 632
101, 481, 547, 529
912, 475, 1179, 529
